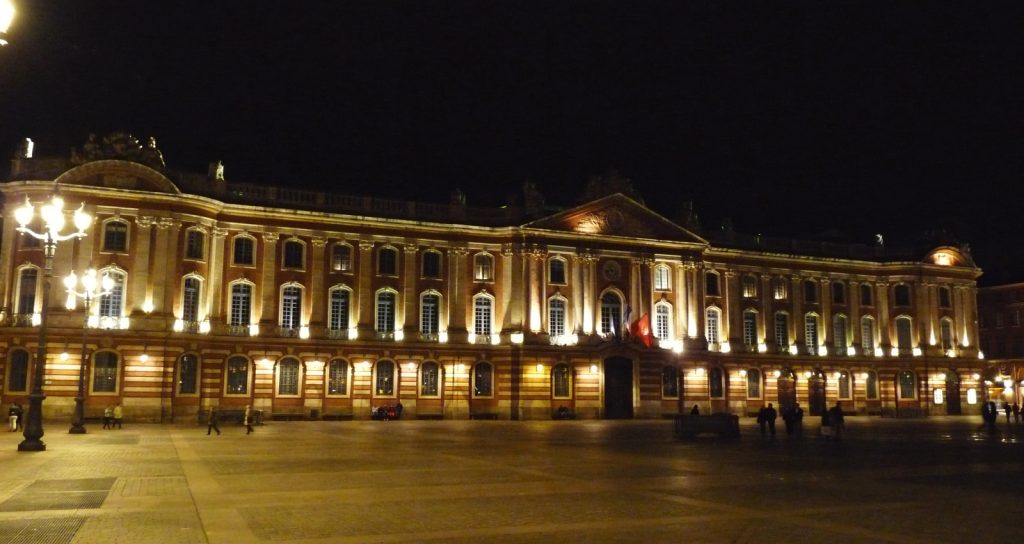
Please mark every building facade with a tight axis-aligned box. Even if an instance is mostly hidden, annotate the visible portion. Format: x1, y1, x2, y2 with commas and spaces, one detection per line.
0, 136, 987, 422
978, 283, 1024, 406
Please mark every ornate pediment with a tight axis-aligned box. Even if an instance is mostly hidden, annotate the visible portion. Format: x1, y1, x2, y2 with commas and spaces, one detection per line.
53, 160, 181, 195
522, 193, 706, 244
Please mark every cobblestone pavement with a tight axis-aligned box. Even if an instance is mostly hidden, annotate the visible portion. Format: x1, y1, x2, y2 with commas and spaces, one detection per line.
0, 416, 1021, 543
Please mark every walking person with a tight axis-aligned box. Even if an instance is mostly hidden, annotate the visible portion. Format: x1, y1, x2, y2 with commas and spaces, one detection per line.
1003, 402, 1012, 425
782, 405, 794, 436
792, 402, 804, 436
244, 405, 254, 435
765, 403, 777, 438
829, 402, 845, 441
983, 401, 998, 435
757, 405, 768, 437
1013, 402, 1020, 424
206, 406, 221, 435
113, 403, 124, 429
7, 403, 17, 432
102, 405, 113, 429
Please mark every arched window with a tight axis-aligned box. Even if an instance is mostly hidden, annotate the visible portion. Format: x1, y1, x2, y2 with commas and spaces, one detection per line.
6, 349, 29, 393
233, 235, 255, 266
376, 290, 397, 333
229, 282, 253, 328
940, 317, 954, 350
860, 283, 873, 306
377, 246, 398, 276
548, 296, 567, 337
655, 302, 672, 340
15, 267, 37, 317
860, 316, 875, 351
709, 366, 724, 398
746, 368, 762, 399
182, 276, 202, 324
422, 250, 442, 279
92, 351, 120, 393
276, 358, 301, 396
865, 370, 879, 399
420, 361, 440, 397
97, 269, 126, 328
832, 314, 848, 350
279, 284, 303, 330
473, 362, 493, 397
774, 312, 790, 347
803, 280, 818, 303
742, 309, 757, 347
327, 359, 349, 396
328, 287, 351, 333
742, 274, 757, 297
553, 363, 571, 398
705, 271, 720, 296
894, 284, 911, 306
898, 370, 916, 399
600, 293, 622, 337
837, 371, 852, 400
473, 293, 493, 336
661, 365, 679, 398
374, 360, 396, 396
185, 229, 205, 260
654, 264, 671, 291
831, 282, 846, 304
705, 306, 721, 345
177, 353, 199, 395
420, 292, 440, 336
549, 257, 567, 285
474, 253, 493, 281
283, 239, 304, 269
225, 356, 250, 395
804, 313, 819, 349
102, 220, 129, 252
895, 316, 913, 350
331, 243, 352, 272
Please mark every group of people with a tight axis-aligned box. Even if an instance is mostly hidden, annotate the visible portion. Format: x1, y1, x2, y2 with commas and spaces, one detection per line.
371, 403, 403, 421
756, 401, 844, 440
206, 405, 256, 435
7, 402, 23, 432
101, 404, 124, 429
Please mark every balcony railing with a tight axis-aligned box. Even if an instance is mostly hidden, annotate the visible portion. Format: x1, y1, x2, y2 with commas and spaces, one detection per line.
326, 328, 351, 340
228, 325, 250, 337
7, 314, 35, 327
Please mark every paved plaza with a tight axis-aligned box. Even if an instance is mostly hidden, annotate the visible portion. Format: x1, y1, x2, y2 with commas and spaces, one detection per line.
0, 415, 1020, 543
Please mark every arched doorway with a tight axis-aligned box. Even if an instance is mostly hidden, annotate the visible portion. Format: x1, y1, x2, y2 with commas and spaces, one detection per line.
808, 369, 826, 416
604, 357, 633, 419
776, 367, 796, 412
945, 370, 961, 415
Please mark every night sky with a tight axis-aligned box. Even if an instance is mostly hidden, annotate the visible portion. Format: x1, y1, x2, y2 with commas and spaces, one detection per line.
1, 2, 1022, 283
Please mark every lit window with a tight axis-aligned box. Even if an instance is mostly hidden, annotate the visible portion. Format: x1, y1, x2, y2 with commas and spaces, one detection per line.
421, 293, 440, 335
98, 270, 126, 324
474, 295, 493, 336
233, 236, 255, 266
331, 244, 352, 272
375, 361, 395, 396
178, 353, 199, 395
102, 221, 128, 252
182, 277, 201, 323
376, 291, 396, 333
328, 359, 349, 395
654, 265, 671, 291
329, 288, 350, 331
474, 253, 493, 281
420, 362, 439, 396
185, 230, 205, 259
280, 285, 302, 330
742, 309, 757, 347
600, 293, 622, 337
92, 351, 120, 393
549, 297, 566, 337
229, 283, 252, 327
742, 275, 757, 298
225, 356, 249, 394
705, 307, 721, 345
773, 278, 788, 300
655, 303, 672, 340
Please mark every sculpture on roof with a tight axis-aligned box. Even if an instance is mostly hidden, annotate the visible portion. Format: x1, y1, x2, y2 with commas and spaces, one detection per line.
69, 132, 166, 169
581, 169, 644, 205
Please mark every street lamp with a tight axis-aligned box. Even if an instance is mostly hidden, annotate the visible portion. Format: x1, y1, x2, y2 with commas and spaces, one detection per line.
0, 0, 15, 46
13, 195, 92, 451
64, 269, 113, 434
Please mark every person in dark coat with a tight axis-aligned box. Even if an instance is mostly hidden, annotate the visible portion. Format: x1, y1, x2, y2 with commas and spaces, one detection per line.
983, 401, 998, 434
828, 402, 845, 441
1013, 402, 1020, 424
764, 403, 777, 437
782, 405, 795, 436
207, 406, 221, 436
792, 402, 804, 436
1003, 402, 1012, 424
690, 404, 700, 416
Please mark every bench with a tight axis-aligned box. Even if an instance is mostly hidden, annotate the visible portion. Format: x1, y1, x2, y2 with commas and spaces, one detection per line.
674, 414, 740, 439
321, 409, 354, 421
271, 408, 306, 421
469, 412, 498, 420
416, 410, 444, 420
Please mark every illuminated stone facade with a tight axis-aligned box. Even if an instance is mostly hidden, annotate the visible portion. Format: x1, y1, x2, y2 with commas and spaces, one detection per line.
0, 144, 986, 421
978, 283, 1024, 404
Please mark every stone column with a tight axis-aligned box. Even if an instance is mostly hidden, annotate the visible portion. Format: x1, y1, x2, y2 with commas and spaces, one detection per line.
876, 282, 890, 349
686, 261, 700, 339
357, 241, 375, 333
571, 253, 584, 334
791, 276, 803, 347
152, 218, 179, 316
577, 250, 596, 335
761, 275, 773, 348
206, 227, 228, 323
675, 260, 688, 339
133, 216, 155, 315
629, 258, 642, 324
448, 247, 468, 340
259, 232, 280, 328
953, 284, 967, 348
309, 237, 327, 329
0, 202, 19, 313
849, 280, 861, 349
921, 282, 936, 350
820, 278, 832, 349
966, 285, 979, 350
723, 270, 737, 344
402, 244, 418, 335
503, 244, 523, 334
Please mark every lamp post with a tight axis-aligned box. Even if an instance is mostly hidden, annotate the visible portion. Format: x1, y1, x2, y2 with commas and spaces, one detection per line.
13, 195, 92, 451
64, 269, 113, 434
0, 0, 14, 46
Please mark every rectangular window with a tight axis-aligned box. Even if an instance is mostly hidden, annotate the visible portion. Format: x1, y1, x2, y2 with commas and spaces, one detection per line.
861, 318, 875, 351
661, 367, 678, 398
278, 362, 299, 395
940, 320, 954, 350
896, 317, 913, 349
742, 275, 757, 298
377, 293, 395, 332
230, 284, 252, 327
332, 245, 351, 272
421, 294, 439, 335
773, 279, 787, 300
774, 314, 789, 346
421, 364, 439, 396
182, 278, 200, 323
283, 242, 304, 268
860, 283, 873, 306
550, 259, 567, 285
378, 248, 397, 275
474, 297, 492, 336
549, 299, 566, 337
17, 269, 37, 315
329, 290, 350, 331
742, 311, 756, 346
803, 281, 818, 303
281, 286, 301, 329
833, 317, 847, 349
178, 354, 198, 395
838, 373, 852, 399
328, 361, 348, 395
423, 252, 441, 278
654, 306, 670, 340
226, 357, 249, 394
474, 255, 493, 281
185, 230, 204, 259
98, 274, 124, 319
938, 287, 951, 309
894, 285, 911, 306
804, 315, 818, 348
234, 238, 254, 266
899, 372, 916, 399
706, 309, 720, 345
832, 282, 845, 304
866, 372, 879, 399
746, 370, 761, 399
705, 273, 720, 296
654, 266, 670, 291
103, 222, 128, 252
92, 353, 118, 393
553, 365, 572, 398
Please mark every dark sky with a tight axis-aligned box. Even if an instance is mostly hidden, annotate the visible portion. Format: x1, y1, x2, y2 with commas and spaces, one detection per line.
1, 2, 1022, 283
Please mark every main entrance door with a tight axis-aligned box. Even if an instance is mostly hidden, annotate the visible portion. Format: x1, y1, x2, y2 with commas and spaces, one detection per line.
604, 357, 633, 419
776, 368, 796, 413
808, 375, 826, 416
945, 371, 961, 415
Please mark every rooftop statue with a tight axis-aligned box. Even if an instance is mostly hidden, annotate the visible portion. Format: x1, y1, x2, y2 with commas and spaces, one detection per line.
69, 131, 166, 169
